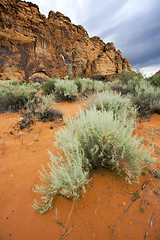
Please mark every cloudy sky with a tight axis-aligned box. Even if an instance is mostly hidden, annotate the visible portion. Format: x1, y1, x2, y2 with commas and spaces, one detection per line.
30, 0, 160, 76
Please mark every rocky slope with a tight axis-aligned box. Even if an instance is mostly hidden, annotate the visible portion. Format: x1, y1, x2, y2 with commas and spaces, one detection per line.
0, 0, 132, 81
154, 70, 160, 76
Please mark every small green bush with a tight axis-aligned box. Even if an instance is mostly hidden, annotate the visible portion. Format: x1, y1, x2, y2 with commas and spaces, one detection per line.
109, 76, 160, 117
41, 79, 56, 95
0, 80, 20, 86
131, 83, 160, 116
90, 91, 136, 120
152, 75, 160, 87
74, 78, 108, 95
24, 81, 41, 91
110, 77, 139, 95
0, 81, 37, 112
33, 107, 155, 213
93, 80, 108, 92
19, 95, 62, 129
57, 108, 154, 173
54, 79, 78, 101
119, 70, 143, 85
33, 149, 89, 213
74, 78, 94, 94
146, 75, 160, 87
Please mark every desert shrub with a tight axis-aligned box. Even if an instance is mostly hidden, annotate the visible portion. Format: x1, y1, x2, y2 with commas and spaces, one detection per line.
41, 78, 108, 100
0, 80, 20, 86
119, 70, 143, 85
120, 80, 160, 116
109, 75, 160, 117
90, 91, 136, 120
33, 107, 155, 213
110, 77, 139, 95
110, 70, 143, 95
24, 81, 41, 91
93, 80, 108, 92
54, 79, 78, 101
146, 75, 160, 87
19, 95, 62, 129
152, 75, 160, 87
74, 78, 94, 94
0, 81, 37, 112
108, 79, 123, 93
131, 83, 160, 116
57, 108, 154, 174
33, 150, 89, 213
41, 79, 57, 95
74, 78, 108, 95
27, 95, 62, 121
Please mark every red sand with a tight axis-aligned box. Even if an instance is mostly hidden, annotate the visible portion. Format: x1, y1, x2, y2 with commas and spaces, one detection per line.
0, 101, 160, 240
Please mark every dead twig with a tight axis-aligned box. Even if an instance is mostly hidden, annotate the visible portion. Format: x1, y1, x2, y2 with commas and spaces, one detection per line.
125, 195, 141, 216
56, 204, 76, 240
60, 225, 77, 240
55, 208, 67, 233
142, 179, 151, 190
125, 179, 151, 216
143, 197, 159, 240
63, 203, 75, 233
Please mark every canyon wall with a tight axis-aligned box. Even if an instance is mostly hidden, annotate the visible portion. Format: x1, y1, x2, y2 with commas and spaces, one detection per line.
0, 0, 132, 81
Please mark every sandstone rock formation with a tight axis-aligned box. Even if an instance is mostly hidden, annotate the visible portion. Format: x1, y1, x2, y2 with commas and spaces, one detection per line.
154, 70, 160, 76
0, 0, 132, 81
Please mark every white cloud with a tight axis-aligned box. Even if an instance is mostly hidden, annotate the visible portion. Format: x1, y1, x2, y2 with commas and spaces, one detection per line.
133, 64, 160, 77
29, 0, 91, 25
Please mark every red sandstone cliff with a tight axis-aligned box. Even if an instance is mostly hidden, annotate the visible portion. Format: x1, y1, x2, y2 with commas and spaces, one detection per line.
0, 0, 132, 81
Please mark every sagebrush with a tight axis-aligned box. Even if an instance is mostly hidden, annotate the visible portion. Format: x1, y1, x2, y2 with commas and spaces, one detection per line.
109, 72, 160, 117
33, 107, 155, 213
54, 79, 78, 101
19, 95, 62, 129
90, 91, 137, 121
0, 81, 37, 112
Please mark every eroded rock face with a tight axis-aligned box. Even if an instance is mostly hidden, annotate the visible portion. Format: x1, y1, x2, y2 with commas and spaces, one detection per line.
0, 0, 132, 81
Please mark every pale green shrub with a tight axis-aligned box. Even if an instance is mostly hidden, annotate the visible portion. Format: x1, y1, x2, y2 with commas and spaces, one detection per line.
54, 79, 78, 101
74, 78, 94, 94
24, 81, 41, 91
74, 78, 108, 95
0, 80, 20, 86
33, 107, 155, 213
119, 70, 142, 84
57, 108, 154, 176
90, 91, 137, 120
110, 76, 160, 117
33, 95, 54, 116
33, 149, 89, 213
93, 80, 107, 92
0, 81, 37, 112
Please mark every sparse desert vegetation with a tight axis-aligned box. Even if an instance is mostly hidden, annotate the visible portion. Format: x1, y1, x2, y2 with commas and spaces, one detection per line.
26, 73, 159, 213
109, 71, 160, 117
1, 1, 160, 238
1, 74, 160, 239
